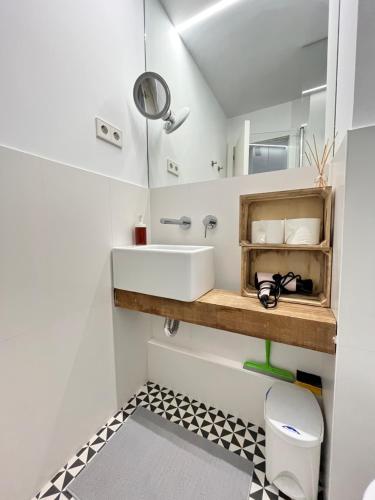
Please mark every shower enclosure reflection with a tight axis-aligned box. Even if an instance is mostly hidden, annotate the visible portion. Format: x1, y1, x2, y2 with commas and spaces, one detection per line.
144, 0, 330, 187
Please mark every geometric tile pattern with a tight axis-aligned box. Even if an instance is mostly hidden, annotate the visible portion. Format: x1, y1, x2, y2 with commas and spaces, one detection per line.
32, 381, 290, 500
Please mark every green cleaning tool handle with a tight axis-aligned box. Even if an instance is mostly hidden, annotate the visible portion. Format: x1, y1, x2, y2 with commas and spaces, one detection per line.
265, 340, 271, 367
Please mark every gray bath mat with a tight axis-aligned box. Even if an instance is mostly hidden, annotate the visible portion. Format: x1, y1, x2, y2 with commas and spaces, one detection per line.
68, 406, 253, 500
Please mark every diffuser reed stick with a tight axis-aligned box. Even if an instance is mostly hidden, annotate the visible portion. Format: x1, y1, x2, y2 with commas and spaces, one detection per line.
305, 133, 337, 188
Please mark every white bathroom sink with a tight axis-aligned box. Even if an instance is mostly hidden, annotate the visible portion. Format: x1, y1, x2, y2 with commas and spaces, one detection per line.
112, 244, 214, 302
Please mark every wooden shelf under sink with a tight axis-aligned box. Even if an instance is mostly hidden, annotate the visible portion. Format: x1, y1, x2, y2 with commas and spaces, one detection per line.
114, 288, 337, 354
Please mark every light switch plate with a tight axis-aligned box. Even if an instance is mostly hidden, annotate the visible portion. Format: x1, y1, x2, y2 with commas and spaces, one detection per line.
96, 117, 123, 148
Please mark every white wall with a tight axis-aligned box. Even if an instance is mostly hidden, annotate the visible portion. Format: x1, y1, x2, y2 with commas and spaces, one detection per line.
353, 0, 375, 128
319, 133, 348, 498
332, 0, 375, 138
328, 125, 375, 499
334, 0, 359, 149
323, 1, 375, 497
149, 167, 334, 427
0, 145, 151, 500
306, 91, 327, 155
0, 0, 148, 186
146, 0, 227, 187
325, 0, 340, 149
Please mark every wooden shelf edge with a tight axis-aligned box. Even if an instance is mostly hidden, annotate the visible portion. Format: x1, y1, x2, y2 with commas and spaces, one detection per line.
114, 288, 337, 355
240, 186, 332, 203
239, 242, 332, 252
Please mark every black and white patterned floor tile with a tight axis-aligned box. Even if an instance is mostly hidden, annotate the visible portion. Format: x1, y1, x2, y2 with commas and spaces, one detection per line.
32, 381, 290, 500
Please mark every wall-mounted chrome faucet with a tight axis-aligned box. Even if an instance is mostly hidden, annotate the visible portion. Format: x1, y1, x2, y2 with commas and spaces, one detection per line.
203, 215, 218, 237
211, 160, 224, 172
160, 216, 191, 229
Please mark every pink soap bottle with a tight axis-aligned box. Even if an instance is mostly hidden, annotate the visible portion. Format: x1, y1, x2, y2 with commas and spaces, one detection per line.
134, 215, 147, 245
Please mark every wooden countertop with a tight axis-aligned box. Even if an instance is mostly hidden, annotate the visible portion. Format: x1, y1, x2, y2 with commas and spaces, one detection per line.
114, 288, 337, 354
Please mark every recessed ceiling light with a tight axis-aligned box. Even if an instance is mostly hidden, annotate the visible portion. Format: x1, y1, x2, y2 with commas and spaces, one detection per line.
176, 0, 244, 33
301, 84, 327, 96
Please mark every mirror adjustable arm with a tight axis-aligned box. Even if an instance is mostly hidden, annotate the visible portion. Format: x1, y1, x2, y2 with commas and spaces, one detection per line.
162, 109, 173, 121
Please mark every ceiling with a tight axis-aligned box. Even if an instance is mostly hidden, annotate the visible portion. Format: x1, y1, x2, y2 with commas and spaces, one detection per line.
160, 0, 219, 25
160, 0, 329, 117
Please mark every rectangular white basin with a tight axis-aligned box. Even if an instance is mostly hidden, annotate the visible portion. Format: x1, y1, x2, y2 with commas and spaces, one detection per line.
112, 244, 214, 302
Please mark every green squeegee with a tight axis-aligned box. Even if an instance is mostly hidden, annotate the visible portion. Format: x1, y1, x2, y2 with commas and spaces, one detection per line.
243, 340, 295, 382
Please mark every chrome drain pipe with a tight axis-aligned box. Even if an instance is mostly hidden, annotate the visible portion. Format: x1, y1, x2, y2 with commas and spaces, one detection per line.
164, 318, 180, 337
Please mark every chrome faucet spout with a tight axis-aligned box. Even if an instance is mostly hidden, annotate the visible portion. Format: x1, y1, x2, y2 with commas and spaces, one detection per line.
160, 216, 191, 229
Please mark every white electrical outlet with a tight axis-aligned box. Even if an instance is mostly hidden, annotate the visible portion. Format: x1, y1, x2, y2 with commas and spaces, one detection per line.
167, 158, 180, 177
95, 117, 123, 148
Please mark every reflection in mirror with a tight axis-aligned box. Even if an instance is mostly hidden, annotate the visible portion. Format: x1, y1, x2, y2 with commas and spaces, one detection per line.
145, 0, 330, 187
133, 71, 191, 134
133, 72, 171, 119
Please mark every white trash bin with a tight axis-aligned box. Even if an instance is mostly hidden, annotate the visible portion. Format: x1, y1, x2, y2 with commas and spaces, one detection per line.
363, 480, 375, 500
264, 382, 324, 500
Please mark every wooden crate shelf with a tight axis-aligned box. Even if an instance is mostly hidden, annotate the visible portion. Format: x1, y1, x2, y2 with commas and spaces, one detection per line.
240, 187, 332, 247
241, 246, 332, 307
114, 288, 337, 354
240, 187, 333, 307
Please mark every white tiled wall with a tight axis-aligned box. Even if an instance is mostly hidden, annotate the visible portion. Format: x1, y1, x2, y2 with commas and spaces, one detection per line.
0, 145, 150, 500
149, 167, 335, 425
314, 135, 349, 496
328, 125, 375, 499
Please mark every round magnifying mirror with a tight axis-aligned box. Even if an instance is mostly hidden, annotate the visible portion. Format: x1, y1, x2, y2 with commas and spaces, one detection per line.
133, 72, 171, 120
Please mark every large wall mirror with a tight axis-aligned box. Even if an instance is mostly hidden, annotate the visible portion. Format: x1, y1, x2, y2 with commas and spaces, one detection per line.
144, 0, 331, 188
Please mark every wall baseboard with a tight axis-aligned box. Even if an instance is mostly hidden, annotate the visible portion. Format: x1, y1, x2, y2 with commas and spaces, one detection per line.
148, 339, 284, 427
